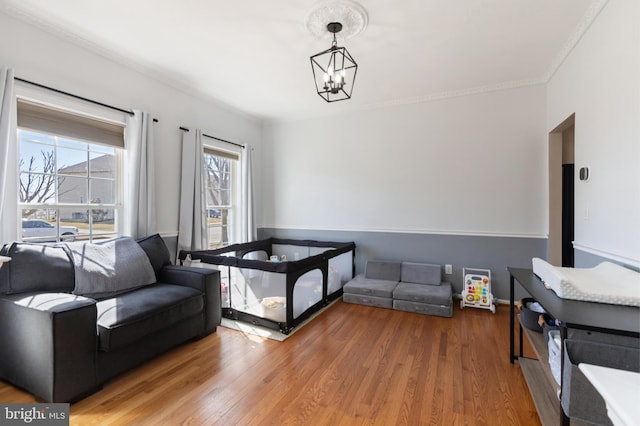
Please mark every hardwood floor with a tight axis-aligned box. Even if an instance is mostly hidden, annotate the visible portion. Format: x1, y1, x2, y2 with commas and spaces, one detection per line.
0, 300, 541, 425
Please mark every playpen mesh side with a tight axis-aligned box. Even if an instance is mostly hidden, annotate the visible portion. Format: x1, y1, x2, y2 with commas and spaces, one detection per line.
180, 238, 355, 331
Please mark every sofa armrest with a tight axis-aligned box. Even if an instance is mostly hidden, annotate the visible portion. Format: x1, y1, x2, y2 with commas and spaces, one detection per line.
0, 292, 98, 402
157, 265, 221, 335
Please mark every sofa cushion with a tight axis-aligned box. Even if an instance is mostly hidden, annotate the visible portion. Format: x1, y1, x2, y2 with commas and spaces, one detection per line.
393, 282, 452, 305
137, 234, 172, 276
401, 262, 442, 286
0, 242, 74, 295
343, 274, 398, 298
343, 293, 393, 309
68, 237, 156, 300
393, 299, 453, 318
365, 260, 401, 282
96, 283, 204, 352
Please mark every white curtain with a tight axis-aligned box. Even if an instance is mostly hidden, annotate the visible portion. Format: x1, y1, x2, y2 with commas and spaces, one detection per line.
177, 129, 207, 256
0, 67, 18, 244
240, 143, 256, 242
123, 110, 157, 238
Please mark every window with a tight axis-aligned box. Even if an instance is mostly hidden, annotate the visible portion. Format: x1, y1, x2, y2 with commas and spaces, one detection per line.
204, 146, 239, 249
16, 98, 124, 243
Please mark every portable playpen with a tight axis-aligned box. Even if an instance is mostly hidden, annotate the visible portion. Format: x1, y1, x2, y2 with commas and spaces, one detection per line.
179, 238, 355, 333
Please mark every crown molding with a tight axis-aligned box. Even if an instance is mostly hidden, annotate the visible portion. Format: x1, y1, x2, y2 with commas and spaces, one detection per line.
3, 0, 607, 124
279, 0, 609, 122
268, 77, 547, 124
1, 3, 263, 124
542, 0, 609, 82
360, 77, 546, 111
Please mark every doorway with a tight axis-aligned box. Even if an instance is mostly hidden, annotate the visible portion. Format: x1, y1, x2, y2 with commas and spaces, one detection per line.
548, 114, 575, 267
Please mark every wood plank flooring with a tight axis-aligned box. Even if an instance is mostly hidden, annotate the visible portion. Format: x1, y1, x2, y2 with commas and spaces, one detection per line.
0, 300, 541, 425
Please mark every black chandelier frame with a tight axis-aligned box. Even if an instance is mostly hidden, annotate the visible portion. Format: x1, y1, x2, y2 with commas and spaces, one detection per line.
310, 22, 358, 103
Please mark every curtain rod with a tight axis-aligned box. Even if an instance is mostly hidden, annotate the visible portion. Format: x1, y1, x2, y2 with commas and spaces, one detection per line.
15, 77, 158, 123
179, 126, 244, 149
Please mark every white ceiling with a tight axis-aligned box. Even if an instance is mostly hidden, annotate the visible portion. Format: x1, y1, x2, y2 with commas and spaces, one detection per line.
1, 0, 605, 122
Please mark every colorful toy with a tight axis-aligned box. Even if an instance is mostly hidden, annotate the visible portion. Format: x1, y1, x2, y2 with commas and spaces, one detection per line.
460, 267, 495, 313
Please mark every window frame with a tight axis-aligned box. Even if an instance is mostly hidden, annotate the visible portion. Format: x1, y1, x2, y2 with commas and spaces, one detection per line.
203, 143, 241, 249
15, 82, 126, 243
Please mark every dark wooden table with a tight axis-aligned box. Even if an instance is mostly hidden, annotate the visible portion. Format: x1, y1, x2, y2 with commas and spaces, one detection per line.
508, 267, 640, 425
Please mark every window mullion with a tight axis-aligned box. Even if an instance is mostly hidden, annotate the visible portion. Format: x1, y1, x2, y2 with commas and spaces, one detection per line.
18, 128, 120, 243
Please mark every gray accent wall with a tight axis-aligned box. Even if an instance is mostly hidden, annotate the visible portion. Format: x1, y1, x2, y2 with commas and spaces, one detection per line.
575, 249, 639, 272
258, 227, 547, 301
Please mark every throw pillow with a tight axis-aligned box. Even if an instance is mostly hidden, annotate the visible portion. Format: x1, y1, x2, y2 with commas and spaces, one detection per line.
69, 237, 156, 299
136, 234, 171, 275
0, 242, 75, 294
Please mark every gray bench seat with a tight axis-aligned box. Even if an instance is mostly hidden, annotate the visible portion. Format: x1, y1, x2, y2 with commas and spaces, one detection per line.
393, 283, 453, 317
343, 260, 453, 317
342, 260, 401, 308
392, 262, 453, 318
343, 275, 398, 308
393, 281, 452, 305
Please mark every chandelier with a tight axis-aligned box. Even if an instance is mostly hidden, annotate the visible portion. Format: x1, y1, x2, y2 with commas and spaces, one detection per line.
310, 22, 358, 102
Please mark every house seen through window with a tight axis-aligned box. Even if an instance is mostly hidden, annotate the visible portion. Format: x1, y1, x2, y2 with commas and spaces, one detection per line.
204, 147, 238, 249
17, 100, 124, 243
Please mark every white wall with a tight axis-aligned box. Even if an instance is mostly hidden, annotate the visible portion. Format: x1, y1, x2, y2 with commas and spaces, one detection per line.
0, 12, 262, 237
547, 0, 640, 266
262, 85, 547, 238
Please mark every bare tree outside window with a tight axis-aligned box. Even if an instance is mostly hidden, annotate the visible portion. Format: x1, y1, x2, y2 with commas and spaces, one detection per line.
19, 150, 68, 218
19, 150, 81, 219
18, 129, 118, 242
204, 153, 234, 248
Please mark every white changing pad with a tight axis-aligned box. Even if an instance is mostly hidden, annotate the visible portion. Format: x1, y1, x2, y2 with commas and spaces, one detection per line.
532, 258, 640, 307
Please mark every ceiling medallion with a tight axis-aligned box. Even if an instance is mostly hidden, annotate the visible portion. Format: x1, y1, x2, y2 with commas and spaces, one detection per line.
304, 0, 368, 41
306, 1, 367, 102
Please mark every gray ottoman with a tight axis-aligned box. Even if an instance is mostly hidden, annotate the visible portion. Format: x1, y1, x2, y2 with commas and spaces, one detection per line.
392, 262, 453, 318
343, 260, 400, 309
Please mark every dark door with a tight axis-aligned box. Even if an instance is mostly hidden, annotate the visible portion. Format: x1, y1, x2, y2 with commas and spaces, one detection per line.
562, 164, 575, 267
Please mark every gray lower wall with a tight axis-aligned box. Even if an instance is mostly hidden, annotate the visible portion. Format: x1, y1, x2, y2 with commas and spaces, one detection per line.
258, 227, 547, 301
164, 230, 637, 302
575, 248, 639, 272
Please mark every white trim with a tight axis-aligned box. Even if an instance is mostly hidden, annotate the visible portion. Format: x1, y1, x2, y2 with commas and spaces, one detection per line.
159, 231, 178, 238
573, 243, 640, 268
4, 0, 606, 125
543, 0, 609, 82
359, 78, 545, 113
258, 224, 547, 239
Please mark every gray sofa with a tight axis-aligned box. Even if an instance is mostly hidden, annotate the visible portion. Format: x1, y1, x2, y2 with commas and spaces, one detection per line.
342, 260, 401, 309
0, 234, 221, 403
343, 260, 453, 317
